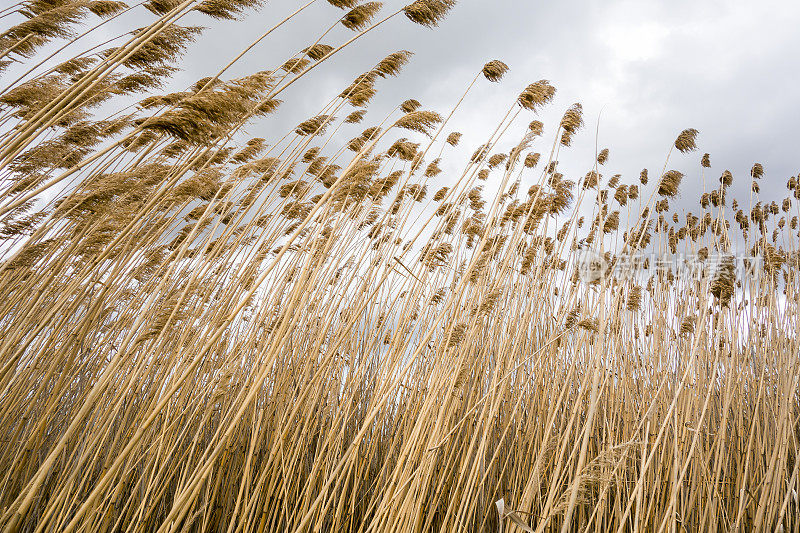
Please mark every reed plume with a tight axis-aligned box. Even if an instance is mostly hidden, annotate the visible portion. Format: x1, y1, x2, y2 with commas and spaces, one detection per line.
0, 2, 797, 533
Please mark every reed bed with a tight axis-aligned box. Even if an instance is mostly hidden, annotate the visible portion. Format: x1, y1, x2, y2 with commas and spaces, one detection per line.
0, 1, 798, 531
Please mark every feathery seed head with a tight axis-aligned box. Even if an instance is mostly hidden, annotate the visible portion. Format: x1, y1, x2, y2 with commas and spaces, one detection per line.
303, 43, 334, 61
482, 60, 509, 82
88, 0, 129, 17
424, 158, 442, 178
680, 315, 696, 335
194, 0, 264, 20
403, 0, 457, 28
433, 186, 449, 201
393, 110, 442, 136
341, 2, 383, 30
327, 0, 359, 8
518, 80, 556, 111
446, 322, 467, 347
295, 115, 333, 136
559, 103, 583, 146
674, 128, 699, 153
375, 50, 413, 77
658, 170, 683, 197
524, 152, 540, 169
400, 99, 421, 113
345, 110, 366, 123
627, 286, 642, 311
281, 57, 310, 73
445, 132, 462, 146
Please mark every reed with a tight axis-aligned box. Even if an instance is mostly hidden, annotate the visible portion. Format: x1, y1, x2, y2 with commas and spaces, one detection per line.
0, 1, 797, 531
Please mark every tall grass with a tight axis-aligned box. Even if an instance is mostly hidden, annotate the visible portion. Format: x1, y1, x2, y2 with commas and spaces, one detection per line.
0, 1, 798, 531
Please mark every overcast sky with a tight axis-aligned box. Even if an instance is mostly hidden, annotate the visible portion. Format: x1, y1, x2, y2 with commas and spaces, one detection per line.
18, 0, 797, 218
142, 0, 798, 210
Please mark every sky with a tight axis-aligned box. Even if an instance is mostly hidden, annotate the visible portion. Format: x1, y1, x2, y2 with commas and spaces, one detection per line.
7, 0, 800, 226
3, 0, 797, 326
140, 0, 800, 216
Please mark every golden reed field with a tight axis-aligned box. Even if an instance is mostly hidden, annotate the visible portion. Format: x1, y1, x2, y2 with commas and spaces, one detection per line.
0, 0, 798, 531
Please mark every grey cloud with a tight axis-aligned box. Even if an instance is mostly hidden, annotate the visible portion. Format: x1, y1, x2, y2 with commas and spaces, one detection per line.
63, 0, 800, 211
